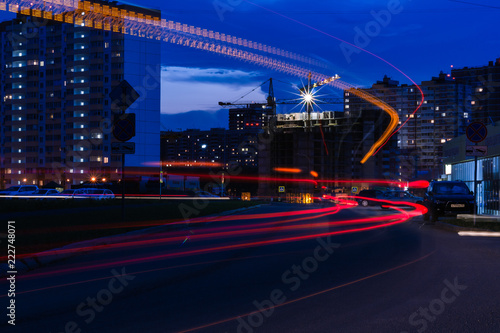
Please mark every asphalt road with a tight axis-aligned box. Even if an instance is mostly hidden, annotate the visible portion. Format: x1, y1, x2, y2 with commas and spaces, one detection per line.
1, 203, 500, 333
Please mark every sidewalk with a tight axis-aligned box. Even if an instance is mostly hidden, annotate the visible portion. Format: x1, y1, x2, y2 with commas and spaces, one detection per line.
456, 214, 500, 223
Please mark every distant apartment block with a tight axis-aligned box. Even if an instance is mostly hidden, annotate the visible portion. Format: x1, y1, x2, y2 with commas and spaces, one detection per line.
161, 128, 259, 169
0, 1, 161, 188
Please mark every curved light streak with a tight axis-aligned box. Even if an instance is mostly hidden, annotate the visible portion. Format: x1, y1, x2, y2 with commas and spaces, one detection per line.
241, 0, 424, 159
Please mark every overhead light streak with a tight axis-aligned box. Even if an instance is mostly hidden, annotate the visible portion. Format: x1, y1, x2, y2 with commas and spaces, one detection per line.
1, 0, 405, 163
241, 0, 423, 159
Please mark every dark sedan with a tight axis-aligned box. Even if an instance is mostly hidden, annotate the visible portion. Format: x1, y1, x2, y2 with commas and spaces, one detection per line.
423, 181, 475, 222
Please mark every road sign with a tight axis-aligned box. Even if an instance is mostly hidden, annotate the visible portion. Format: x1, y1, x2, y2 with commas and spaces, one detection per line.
113, 113, 136, 142
111, 142, 135, 154
352, 186, 358, 193
466, 122, 487, 143
110, 80, 140, 112
466, 145, 488, 157
279, 186, 285, 193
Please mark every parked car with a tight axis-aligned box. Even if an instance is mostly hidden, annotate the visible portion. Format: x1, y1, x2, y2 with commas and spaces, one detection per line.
423, 180, 475, 223
0, 185, 39, 197
72, 188, 115, 200
355, 189, 385, 207
380, 190, 423, 209
30, 189, 60, 199
86, 189, 115, 200
73, 188, 97, 198
57, 189, 78, 199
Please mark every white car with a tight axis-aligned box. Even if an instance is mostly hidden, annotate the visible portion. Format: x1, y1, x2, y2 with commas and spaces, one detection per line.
85, 189, 115, 200
0, 185, 39, 197
57, 189, 78, 199
30, 189, 60, 199
73, 188, 98, 198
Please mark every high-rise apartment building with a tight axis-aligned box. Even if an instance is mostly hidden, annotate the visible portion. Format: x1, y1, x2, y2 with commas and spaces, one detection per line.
0, 1, 161, 188
345, 74, 472, 181
451, 58, 500, 124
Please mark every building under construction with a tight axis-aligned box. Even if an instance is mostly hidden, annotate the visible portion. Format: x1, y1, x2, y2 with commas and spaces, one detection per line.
257, 108, 400, 199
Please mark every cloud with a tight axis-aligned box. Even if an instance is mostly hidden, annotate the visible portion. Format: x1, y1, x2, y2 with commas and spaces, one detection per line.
161, 66, 268, 114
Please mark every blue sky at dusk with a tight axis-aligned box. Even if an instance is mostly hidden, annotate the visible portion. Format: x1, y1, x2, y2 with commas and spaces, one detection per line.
1, 0, 499, 129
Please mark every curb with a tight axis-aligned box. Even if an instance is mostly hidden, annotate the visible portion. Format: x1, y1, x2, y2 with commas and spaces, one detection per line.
434, 220, 491, 233
0, 204, 264, 277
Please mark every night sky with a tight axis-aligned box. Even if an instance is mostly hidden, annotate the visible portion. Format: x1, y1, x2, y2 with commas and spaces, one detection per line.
1, 0, 499, 128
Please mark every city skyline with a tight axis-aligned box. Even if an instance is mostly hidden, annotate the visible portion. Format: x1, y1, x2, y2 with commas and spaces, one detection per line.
1, 0, 499, 128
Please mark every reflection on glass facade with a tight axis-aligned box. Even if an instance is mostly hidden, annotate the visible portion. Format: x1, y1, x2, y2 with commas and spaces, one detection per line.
452, 157, 500, 215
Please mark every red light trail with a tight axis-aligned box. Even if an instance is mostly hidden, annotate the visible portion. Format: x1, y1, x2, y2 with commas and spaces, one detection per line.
3, 202, 426, 284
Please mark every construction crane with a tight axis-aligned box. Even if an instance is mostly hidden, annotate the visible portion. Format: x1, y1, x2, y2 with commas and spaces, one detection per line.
218, 77, 344, 112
